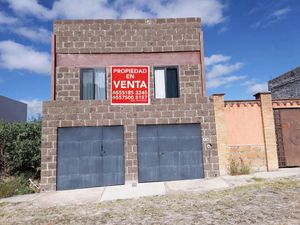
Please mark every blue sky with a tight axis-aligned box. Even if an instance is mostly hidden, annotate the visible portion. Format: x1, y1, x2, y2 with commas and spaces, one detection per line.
0, 0, 299, 117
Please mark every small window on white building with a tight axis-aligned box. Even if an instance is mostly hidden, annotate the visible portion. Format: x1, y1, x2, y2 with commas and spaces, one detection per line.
154, 67, 179, 98
80, 68, 106, 100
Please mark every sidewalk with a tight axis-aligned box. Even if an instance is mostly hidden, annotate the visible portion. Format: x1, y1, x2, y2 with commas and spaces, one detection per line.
1, 168, 300, 208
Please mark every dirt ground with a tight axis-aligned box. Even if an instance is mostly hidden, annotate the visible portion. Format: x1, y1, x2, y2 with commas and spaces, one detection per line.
0, 176, 300, 225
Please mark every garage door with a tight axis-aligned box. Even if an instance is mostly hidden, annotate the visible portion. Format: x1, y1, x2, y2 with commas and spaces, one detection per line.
137, 124, 204, 183
57, 126, 124, 190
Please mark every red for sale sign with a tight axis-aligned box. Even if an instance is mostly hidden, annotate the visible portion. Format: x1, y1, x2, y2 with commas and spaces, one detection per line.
111, 66, 149, 105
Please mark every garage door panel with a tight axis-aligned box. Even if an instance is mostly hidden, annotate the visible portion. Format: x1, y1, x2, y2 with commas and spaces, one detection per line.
137, 125, 157, 137
79, 141, 101, 157
158, 137, 181, 152
159, 166, 178, 181
58, 128, 79, 142
103, 173, 124, 186
159, 152, 179, 166
103, 139, 123, 155
158, 124, 200, 137
57, 126, 124, 190
180, 165, 202, 179
79, 127, 102, 140
103, 126, 123, 139
58, 127, 101, 141
58, 158, 80, 175
102, 126, 123, 156
58, 175, 81, 190
178, 136, 201, 151
79, 174, 102, 188
138, 124, 204, 183
58, 142, 80, 158
139, 167, 159, 182
102, 156, 124, 173
79, 157, 101, 174
139, 153, 159, 167
180, 151, 201, 165
138, 138, 158, 152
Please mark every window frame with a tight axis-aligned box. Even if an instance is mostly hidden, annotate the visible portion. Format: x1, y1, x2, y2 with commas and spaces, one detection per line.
80, 68, 107, 100
153, 66, 180, 99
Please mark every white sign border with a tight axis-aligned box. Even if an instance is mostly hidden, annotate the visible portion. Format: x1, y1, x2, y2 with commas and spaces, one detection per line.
110, 65, 150, 105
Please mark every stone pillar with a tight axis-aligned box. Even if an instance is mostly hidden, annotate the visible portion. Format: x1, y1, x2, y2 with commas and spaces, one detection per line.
212, 94, 228, 175
255, 92, 279, 171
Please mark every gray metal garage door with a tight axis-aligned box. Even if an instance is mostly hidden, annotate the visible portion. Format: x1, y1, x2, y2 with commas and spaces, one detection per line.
137, 124, 204, 183
57, 126, 124, 190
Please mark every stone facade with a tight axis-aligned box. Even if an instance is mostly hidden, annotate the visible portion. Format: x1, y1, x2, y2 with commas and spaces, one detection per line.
41, 18, 219, 191
54, 18, 201, 54
212, 94, 227, 175
227, 145, 267, 172
269, 66, 300, 99
257, 93, 278, 171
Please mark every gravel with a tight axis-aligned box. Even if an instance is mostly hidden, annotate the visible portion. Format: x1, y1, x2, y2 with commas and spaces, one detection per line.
0, 176, 300, 225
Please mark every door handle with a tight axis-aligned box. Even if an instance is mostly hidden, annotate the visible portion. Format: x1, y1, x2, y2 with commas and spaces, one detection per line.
100, 145, 105, 157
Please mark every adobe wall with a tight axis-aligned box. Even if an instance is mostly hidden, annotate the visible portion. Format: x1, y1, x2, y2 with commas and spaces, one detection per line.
225, 101, 267, 172
213, 93, 278, 175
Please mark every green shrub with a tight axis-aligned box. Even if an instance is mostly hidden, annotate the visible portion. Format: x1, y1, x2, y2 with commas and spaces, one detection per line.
0, 176, 35, 198
0, 120, 41, 178
229, 158, 250, 176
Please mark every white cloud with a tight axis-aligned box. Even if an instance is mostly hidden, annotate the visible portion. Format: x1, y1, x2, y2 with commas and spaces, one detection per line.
207, 75, 246, 88
205, 54, 231, 67
4, 0, 225, 26
205, 54, 269, 94
5, 0, 53, 20
271, 7, 291, 18
13, 27, 51, 43
247, 82, 268, 94
207, 62, 244, 79
20, 99, 43, 118
252, 6, 292, 28
142, 0, 225, 26
0, 40, 50, 75
0, 11, 18, 25
205, 54, 246, 89
52, 0, 118, 19
120, 7, 152, 19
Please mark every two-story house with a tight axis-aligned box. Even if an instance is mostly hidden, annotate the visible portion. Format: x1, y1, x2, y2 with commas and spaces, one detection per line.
41, 18, 219, 191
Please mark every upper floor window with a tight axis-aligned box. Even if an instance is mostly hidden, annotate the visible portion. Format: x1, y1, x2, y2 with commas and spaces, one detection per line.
154, 67, 179, 99
80, 68, 106, 100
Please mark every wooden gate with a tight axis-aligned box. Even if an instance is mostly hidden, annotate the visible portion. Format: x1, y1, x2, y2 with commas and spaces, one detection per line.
274, 109, 300, 167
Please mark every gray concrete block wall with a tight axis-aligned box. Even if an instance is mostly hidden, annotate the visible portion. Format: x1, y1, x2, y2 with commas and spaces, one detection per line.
269, 67, 300, 99
0, 96, 27, 122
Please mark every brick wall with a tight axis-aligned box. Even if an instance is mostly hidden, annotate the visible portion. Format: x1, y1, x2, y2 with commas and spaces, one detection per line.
54, 18, 201, 54
269, 67, 300, 99
41, 18, 219, 191
41, 95, 219, 191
